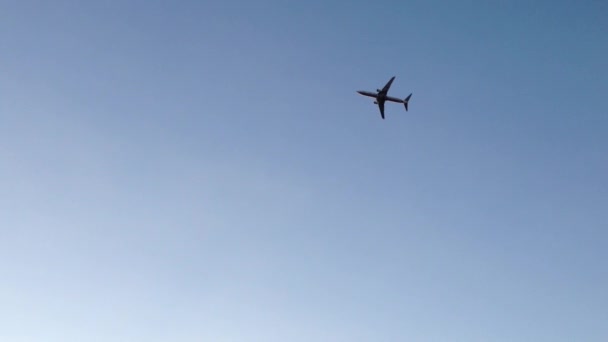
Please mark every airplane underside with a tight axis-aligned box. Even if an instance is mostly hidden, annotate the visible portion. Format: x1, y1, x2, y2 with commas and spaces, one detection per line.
357, 76, 412, 119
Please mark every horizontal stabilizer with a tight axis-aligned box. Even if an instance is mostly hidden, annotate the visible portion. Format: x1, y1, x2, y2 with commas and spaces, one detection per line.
403, 93, 412, 111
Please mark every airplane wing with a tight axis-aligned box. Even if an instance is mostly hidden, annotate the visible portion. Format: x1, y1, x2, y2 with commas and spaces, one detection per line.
380, 76, 396, 93
378, 101, 385, 119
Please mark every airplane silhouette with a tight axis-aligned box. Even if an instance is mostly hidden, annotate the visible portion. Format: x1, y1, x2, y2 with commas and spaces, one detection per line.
357, 76, 412, 119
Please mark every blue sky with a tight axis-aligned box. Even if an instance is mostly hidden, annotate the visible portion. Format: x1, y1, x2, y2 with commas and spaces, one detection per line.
1, 0, 607, 341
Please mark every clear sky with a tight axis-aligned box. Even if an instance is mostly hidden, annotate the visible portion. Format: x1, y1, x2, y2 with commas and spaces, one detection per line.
1, 1, 607, 341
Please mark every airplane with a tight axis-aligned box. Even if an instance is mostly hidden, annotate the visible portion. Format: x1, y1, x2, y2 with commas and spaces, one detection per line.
357, 76, 412, 119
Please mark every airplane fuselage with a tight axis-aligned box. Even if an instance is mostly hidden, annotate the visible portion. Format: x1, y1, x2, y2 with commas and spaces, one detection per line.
357, 90, 379, 98
357, 90, 404, 104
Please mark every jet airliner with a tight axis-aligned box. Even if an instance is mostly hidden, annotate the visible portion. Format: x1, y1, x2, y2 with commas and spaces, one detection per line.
357, 76, 412, 119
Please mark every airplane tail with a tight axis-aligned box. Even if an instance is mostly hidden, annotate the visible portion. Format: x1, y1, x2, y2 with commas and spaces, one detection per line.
403, 93, 412, 111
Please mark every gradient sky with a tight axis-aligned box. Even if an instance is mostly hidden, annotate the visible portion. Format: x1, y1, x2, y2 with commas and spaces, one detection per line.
1, 1, 607, 341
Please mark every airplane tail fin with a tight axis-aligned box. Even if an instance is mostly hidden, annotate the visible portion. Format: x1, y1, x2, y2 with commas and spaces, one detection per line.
403, 93, 412, 111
